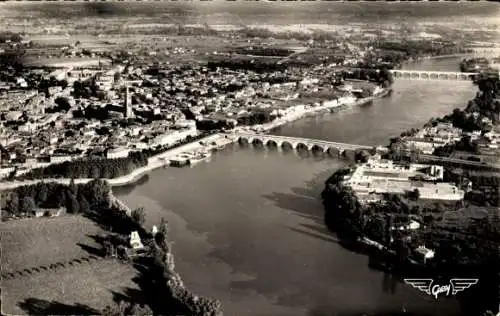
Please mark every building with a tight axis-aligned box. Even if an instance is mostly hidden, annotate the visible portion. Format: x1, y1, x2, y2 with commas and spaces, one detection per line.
344, 156, 463, 203
124, 85, 134, 118
150, 128, 197, 148
414, 246, 435, 264
130, 231, 144, 250
50, 154, 74, 164
106, 147, 130, 159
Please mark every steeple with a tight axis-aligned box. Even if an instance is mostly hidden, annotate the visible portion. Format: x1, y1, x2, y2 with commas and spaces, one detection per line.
124, 84, 133, 118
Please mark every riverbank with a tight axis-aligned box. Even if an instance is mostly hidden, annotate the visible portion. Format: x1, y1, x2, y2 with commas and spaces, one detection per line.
0, 133, 234, 191
0, 88, 391, 192
109, 192, 224, 316
241, 88, 392, 133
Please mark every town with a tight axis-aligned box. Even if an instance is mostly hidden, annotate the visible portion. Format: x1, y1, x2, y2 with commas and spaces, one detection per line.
1, 2, 500, 316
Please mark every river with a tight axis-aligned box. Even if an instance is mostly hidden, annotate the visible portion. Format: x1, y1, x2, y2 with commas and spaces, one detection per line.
116, 57, 477, 316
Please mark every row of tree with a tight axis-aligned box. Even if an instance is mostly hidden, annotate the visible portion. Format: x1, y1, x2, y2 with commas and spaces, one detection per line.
370, 39, 468, 60
341, 68, 394, 88
236, 110, 276, 126
2, 179, 110, 217
232, 47, 294, 57
19, 151, 149, 180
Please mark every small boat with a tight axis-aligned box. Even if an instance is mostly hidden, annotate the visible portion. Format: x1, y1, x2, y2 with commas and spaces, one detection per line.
189, 150, 212, 165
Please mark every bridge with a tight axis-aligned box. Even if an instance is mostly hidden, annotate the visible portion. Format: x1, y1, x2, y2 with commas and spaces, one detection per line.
388, 70, 478, 81
341, 67, 478, 81
235, 132, 374, 154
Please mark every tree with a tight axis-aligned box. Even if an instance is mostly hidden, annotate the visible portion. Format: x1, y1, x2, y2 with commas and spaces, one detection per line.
83, 179, 111, 206
102, 301, 128, 316
37, 183, 48, 204
103, 239, 116, 258
8, 192, 19, 214
69, 178, 77, 195
66, 193, 80, 214
19, 196, 36, 214
78, 194, 90, 213
57, 189, 67, 208
159, 217, 169, 236
131, 207, 146, 227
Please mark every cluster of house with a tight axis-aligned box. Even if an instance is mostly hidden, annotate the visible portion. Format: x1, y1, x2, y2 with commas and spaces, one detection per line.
343, 155, 465, 204
400, 120, 500, 156
402, 122, 465, 155
0, 40, 390, 177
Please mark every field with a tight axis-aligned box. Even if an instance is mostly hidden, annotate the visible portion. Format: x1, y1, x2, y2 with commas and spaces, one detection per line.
1, 216, 103, 271
1, 216, 139, 315
1, 260, 138, 315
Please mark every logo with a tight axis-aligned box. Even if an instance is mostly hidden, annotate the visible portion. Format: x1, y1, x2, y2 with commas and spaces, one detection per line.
404, 278, 478, 299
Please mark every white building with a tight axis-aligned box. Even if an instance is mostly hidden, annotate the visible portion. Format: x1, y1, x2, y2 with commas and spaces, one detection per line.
174, 119, 197, 130
151, 128, 197, 147
404, 137, 447, 155
130, 231, 144, 250
414, 246, 435, 264
106, 147, 130, 159
50, 154, 74, 164
345, 157, 462, 203
391, 219, 421, 231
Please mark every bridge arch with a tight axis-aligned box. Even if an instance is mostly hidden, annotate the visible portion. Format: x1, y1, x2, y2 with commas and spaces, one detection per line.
238, 136, 250, 145
296, 142, 309, 151
281, 141, 294, 150
251, 138, 264, 146
327, 146, 341, 157
265, 139, 279, 148
411, 72, 420, 79
310, 144, 325, 153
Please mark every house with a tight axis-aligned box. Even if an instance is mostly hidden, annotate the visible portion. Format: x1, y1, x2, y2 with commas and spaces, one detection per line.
34, 207, 65, 218
414, 245, 435, 264
391, 219, 421, 231
106, 147, 130, 159
130, 231, 144, 250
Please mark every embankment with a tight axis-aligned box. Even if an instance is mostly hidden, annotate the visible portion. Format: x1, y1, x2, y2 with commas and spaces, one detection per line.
0, 133, 233, 191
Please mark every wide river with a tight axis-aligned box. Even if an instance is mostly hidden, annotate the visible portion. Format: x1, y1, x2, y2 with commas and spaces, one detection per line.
116, 57, 477, 316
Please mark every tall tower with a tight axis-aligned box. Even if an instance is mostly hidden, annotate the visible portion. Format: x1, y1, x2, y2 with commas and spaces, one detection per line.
124, 85, 133, 118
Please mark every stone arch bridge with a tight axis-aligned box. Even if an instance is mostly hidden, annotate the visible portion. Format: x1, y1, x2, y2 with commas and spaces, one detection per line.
236, 133, 374, 154
389, 70, 478, 81
343, 68, 478, 81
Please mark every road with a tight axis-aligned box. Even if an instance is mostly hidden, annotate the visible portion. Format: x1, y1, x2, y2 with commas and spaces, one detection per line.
419, 154, 500, 171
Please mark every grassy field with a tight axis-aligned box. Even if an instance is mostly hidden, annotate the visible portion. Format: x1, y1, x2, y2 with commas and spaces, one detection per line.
1, 215, 139, 315
1, 216, 104, 272
1, 259, 139, 315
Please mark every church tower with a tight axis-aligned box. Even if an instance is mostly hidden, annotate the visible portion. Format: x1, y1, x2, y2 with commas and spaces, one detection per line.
124, 85, 133, 118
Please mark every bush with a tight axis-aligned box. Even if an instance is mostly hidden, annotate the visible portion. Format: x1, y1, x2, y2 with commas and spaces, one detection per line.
131, 207, 146, 227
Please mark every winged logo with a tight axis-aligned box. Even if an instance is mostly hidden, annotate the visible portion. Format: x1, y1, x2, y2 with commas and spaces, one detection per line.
403, 279, 433, 296
404, 278, 478, 299
450, 278, 479, 295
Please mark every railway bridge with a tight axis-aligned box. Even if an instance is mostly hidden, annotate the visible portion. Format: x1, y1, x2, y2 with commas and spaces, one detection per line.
235, 132, 374, 154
